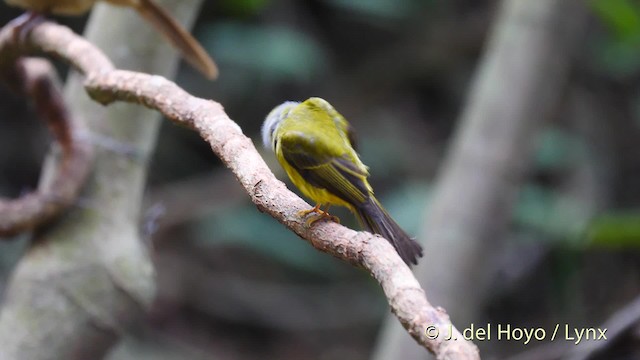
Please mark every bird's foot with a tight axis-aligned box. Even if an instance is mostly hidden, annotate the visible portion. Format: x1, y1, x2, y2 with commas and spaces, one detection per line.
298, 204, 340, 227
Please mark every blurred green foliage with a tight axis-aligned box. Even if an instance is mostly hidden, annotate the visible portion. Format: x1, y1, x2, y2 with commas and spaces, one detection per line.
587, 212, 640, 247
382, 181, 430, 235
590, 0, 640, 76
322, 0, 429, 21
513, 127, 589, 244
201, 22, 328, 83
533, 127, 583, 171
591, 0, 640, 40
194, 203, 345, 275
218, 0, 270, 17
514, 185, 589, 244
517, 125, 640, 249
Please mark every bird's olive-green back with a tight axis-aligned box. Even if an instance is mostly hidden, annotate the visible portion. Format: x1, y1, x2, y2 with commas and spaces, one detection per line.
278, 98, 366, 172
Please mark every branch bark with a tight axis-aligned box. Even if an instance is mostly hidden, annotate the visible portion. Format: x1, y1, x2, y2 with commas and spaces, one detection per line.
0, 14, 481, 360
0, 58, 93, 237
372, 0, 588, 359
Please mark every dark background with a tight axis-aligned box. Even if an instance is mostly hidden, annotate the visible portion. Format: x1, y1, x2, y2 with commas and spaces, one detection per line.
1, 0, 639, 359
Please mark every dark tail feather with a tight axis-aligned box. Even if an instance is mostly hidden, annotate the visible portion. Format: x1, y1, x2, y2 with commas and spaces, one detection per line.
135, 0, 219, 79
355, 197, 423, 265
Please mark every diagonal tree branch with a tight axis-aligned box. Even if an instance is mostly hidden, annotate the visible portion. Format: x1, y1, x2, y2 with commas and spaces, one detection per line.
85, 44, 480, 360
0, 20, 479, 360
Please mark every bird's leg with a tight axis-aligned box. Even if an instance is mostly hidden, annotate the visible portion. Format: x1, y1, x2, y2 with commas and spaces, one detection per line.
8, 11, 46, 45
299, 204, 340, 227
298, 203, 320, 217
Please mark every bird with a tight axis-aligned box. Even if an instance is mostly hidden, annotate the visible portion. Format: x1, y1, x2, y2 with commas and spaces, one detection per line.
5, 0, 218, 79
262, 97, 423, 265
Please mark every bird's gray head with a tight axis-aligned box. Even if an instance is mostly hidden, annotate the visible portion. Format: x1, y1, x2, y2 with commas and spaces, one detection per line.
261, 101, 299, 150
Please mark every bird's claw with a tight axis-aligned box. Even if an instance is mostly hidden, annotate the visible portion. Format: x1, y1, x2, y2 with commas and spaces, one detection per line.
299, 205, 340, 227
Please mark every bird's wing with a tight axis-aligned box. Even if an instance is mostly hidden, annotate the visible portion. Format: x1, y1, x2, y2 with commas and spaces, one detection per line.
279, 130, 370, 205
330, 112, 359, 151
